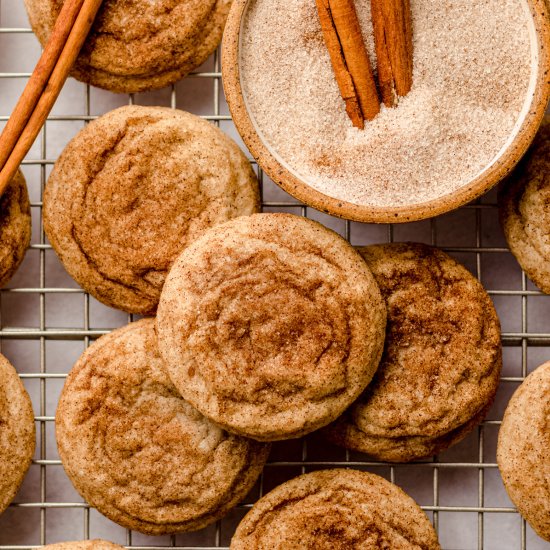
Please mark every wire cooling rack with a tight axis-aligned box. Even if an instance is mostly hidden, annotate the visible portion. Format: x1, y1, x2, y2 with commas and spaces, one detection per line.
0, 2, 549, 549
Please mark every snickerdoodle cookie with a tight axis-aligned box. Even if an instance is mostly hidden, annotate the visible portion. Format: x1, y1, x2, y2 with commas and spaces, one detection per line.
0, 353, 35, 515
157, 213, 386, 442
40, 542, 124, 550
325, 243, 502, 462
0, 170, 31, 288
497, 362, 550, 542
24, 0, 231, 93
44, 106, 259, 315
230, 469, 441, 549
499, 116, 550, 294
56, 319, 270, 535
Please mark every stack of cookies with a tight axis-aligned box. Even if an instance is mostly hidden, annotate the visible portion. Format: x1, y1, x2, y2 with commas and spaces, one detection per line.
46, 207, 505, 545
34, 112, 509, 542
0, 103, 510, 545
4, 87, 550, 548
52, 210, 392, 536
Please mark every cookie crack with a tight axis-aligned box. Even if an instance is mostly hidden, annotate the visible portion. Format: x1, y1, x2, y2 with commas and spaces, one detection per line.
248, 488, 434, 549
68, 118, 164, 298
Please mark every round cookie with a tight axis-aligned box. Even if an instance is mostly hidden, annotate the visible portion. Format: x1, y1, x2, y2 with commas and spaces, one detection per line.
39, 542, 124, 550
24, 0, 232, 93
0, 353, 35, 515
55, 319, 270, 535
497, 362, 550, 542
324, 242, 502, 462
157, 213, 386, 441
43, 105, 259, 315
230, 469, 441, 549
0, 170, 31, 288
499, 116, 550, 294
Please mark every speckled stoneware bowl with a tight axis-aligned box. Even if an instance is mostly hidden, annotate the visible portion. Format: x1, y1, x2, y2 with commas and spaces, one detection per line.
222, 0, 550, 223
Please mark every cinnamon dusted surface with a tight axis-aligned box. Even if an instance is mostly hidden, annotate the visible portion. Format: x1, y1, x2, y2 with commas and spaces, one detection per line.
0, 170, 31, 288
55, 319, 270, 535
43, 105, 259, 315
241, 0, 531, 207
156, 213, 386, 441
230, 469, 441, 549
497, 362, 550, 542
40, 542, 124, 550
24, 0, 231, 93
325, 243, 502, 462
0, 353, 35, 515
499, 116, 550, 294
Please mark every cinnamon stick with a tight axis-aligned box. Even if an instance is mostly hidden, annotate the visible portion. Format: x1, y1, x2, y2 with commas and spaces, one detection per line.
371, 0, 413, 107
0, 0, 85, 175
0, 0, 103, 197
316, 0, 380, 127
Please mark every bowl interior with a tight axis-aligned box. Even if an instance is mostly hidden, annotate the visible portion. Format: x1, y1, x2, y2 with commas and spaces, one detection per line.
225, 0, 550, 223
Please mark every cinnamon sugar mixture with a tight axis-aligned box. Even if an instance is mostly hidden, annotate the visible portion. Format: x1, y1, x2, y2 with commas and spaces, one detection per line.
240, 0, 532, 207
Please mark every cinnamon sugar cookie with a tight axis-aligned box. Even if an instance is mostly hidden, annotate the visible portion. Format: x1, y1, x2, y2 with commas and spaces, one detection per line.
497, 362, 550, 542
0, 353, 35, 515
40, 542, 124, 550
0, 170, 31, 288
325, 243, 502, 462
56, 319, 270, 535
24, 0, 231, 93
499, 116, 550, 294
157, 213, 386, 441
230, 469, 440, 549
44, 106, 259, 315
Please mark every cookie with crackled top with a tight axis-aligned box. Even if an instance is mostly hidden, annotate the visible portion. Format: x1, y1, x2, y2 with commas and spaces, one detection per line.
499, 116, 550, 294
497, 362, 550, 542
156, 213, 387, 442
230, 469, 441, 549
324, 242, 502, 462
0, 353, 35, 516
39, 542, 124, 550
0, 170, 31, 288
43, 105, 259, 315
55, 318, 270, 535
24, 0, 231, 93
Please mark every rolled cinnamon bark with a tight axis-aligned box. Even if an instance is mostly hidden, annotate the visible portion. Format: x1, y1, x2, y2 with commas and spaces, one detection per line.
316, 0, 380, 127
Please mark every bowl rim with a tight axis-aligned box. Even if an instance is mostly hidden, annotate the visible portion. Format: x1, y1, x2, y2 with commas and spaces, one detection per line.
221, 0, 550, 224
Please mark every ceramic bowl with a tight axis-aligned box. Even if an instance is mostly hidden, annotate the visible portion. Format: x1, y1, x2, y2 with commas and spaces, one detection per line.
222, 0, 550, 223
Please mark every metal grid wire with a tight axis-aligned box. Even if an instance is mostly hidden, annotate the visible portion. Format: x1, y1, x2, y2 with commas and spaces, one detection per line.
0, 3, 548, 549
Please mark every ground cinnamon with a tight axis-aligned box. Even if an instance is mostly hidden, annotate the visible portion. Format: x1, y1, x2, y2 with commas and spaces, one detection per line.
371, 0, 413, 107
315, 0, 380, 127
